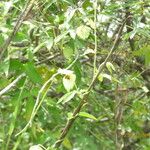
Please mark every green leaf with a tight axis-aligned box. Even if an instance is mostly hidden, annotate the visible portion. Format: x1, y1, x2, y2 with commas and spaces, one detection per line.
24, 62, 42, 84
57, 90, 77, 104
98, 73, 112, 82
79, 112, 97, 121
63, 73, 76, 92
33, 42, 45, 53
63, 138, 72, 150
0, 34, 4, 45
98, 74, 104, 82
63, 45, 74, 59
9, 59, 24, 74
106, 62, 115, 73
74, 61, 82, 85
24, 96, 35, 121
144, 47, 150, 66
133, 45, 150, 66
0, 59, 10, 76
54, 31, 69, 44
76, 25, 91, 40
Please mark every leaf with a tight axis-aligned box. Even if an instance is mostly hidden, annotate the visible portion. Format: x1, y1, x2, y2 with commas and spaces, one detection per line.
45, 38, 53, 51
142, 86, 149, 93
58, 68, 73, 75
63, 45, 74, 59
67, 112, 73, 120
0, 34, 4, 45
98, 74, 104, 82
98, 73, 112, 82
3, 1, 13, 16
62, 0, 74, 5
57, 90, 77, 104
133, 45, 150, 66
24, 96, 35, 121
101, 73, 112, 81
84, 48, 95, 56
24, 62, 42, 84
65, 7, 76, 23
54, 31, 69, 44
63, 138, 72, 150
33, 42, 45, 53
29, 145, 43, 150
69, 29, 76, 39
144, 47, 150, 66
129, 30, 137, 39
63, 73, 76, 92
73, 61, 82, 85
87, 19, 96, 29
0, 59, 10, 76
9, 59, 24, 73
79, 112, 97, 120
106, 62, 115, 73
76, 25, 91, 40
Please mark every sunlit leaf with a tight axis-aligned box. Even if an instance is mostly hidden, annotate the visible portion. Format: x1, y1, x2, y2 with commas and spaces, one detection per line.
79, 112, 97, 121
69, 29, 76, 39
57, 90, 77, 104
45, 38, 53, 51
29, 145, 43, 150
63, 73, 76, 92
63, 45, 74, 59
63, 138, 72, 149
76, 25, 91, 40
106, 62, 115, 73
33, 42, 45, 53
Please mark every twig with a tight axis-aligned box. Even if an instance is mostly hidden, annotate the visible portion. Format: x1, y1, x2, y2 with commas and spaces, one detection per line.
0, 0, 36, 60
15, 56, 79, 136
53, 19, 126, 148
36, 53, 60, 65
114, 85, 128, 150
93, 0, 98, 74
0, 73, 25, 97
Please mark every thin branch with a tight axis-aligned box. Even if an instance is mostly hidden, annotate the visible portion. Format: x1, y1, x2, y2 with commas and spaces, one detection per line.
36, 53, 60, 65
53, 19, 126, 149
15, 56, 79, 137
125, 1, 134, 51
93, 0, 98, 74
0, 74, 25, 97
0, 0, 36, 60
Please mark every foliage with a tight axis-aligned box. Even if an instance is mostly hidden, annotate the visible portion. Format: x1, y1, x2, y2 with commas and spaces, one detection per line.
0, 0, 150, 150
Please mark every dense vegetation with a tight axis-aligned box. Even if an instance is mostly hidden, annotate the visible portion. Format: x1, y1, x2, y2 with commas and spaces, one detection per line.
0, 0, 150, 150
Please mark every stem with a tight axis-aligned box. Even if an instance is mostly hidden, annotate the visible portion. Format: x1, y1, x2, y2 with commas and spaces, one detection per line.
6, 78, 27, 150
93, 0, 98, 75
0, 0, 36, 60
53, 19, 127, 149
15, 56, 79, 137
0, 73, 25, 97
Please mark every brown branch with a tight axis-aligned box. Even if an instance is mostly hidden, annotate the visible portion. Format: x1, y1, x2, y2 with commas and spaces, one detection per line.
114, 85, 128, 150
36, 53, 61, 65
53, 19, 127, 149
125, 1, 134, 51
0, 0, 36, 60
